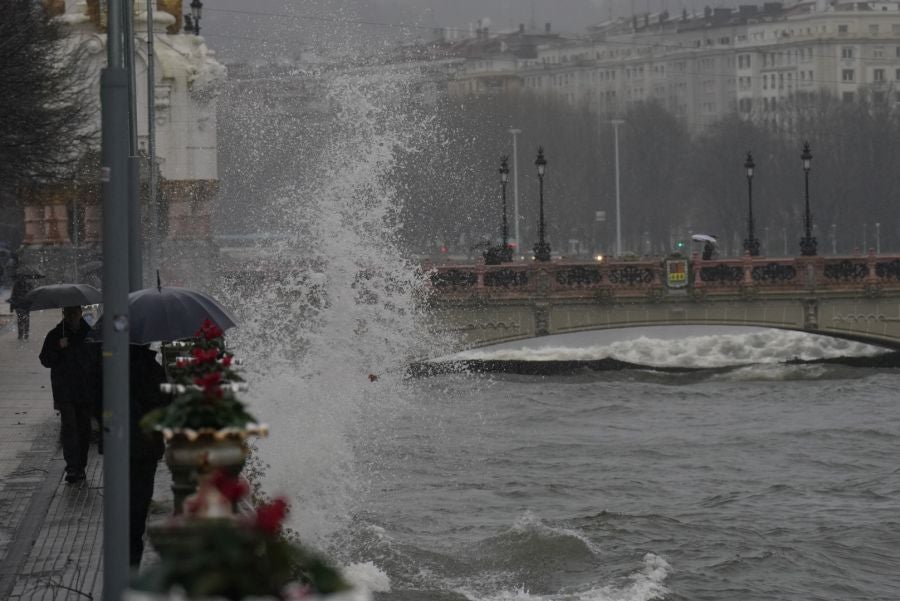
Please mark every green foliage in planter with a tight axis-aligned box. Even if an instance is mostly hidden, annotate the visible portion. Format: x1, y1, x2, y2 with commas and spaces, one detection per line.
132, 519, 349, 600
141, 319, 256, 432
141, 387, 257, 432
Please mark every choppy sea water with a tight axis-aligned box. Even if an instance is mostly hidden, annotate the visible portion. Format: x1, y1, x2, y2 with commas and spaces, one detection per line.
217, 52, 899, 601
323, 329, 900, 601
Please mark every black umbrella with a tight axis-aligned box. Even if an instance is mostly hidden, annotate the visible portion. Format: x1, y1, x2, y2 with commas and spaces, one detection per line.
125, 286, 238, 344
22, 283, 102, 310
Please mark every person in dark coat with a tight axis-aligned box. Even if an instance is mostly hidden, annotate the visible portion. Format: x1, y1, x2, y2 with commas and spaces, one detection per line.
129, 344, 169, 567
39, 306, 101, 483
9, 276, 35, 340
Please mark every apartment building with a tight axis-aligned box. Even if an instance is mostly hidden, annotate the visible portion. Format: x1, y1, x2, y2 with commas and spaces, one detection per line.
445, 1, 900, 131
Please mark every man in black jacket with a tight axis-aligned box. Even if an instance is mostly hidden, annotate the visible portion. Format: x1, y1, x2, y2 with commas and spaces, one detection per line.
39, 305, 101, 483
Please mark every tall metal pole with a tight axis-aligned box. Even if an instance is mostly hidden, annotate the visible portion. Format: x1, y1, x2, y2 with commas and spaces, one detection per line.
124, 0, 142, 290
610, 119, 624, 257
146, 0, 158, 276
743, 152, 759, 256
533, 147, 551, 261
799, 141, 817, 256
876, 222, 881, 254
72, 195, 79, 281
508, 127, 522, 256
500, 156, 510, 257
101, 0, 131, 598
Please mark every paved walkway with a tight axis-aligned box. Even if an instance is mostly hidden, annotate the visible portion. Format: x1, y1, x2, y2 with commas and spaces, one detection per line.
0, 310, 170, 601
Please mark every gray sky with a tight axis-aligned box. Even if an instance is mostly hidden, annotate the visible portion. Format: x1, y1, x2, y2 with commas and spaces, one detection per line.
201, 0, 617, 61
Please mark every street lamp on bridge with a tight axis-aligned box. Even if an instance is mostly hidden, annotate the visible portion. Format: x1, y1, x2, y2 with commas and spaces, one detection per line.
743, 151, 760, 256
484, 156, 513, 265
184, 0, 203, 35
799, 141, 817, 256
533, 147, 552, 261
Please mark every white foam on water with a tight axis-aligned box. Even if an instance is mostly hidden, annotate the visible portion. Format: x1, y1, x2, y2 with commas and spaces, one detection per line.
511, 510, 605, 557
341, 561, 392, 594
448, 329, 884, 368
454, 553, 670, 601
709, 363, 829, 381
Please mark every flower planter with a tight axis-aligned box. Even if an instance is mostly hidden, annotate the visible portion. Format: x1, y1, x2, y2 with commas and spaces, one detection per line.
163, 426, 266, 514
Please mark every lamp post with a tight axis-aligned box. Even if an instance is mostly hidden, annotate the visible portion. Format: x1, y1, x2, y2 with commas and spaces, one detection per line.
484, 156, 513, 265
610, 119, 624, 257
799, 141, 817, 256
533, 147, 551, 261
499, 157, 512, 261
508, 127, 522, 255
184, 0, 203, 35
743, 151, 760, 256
876, 221, 881, 254
831, 223, 837, 254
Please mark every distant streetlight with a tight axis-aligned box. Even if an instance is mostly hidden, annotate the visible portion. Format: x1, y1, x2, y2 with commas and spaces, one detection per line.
533, 147, 551, 261
831, 223, 837, 254
799, 141, 817, 256
184, 0, 203, 35
484, 156, 513, 265
610, 119, 624, 257
743, 151, 760, 256
508, 127, 522, 254
876, 222, 881, 254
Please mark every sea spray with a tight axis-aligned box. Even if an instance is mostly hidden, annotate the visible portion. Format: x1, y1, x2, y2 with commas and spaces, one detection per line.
217, 64, 455, 546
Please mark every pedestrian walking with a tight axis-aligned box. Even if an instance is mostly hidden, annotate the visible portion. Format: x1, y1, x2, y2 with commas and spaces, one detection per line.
129, 344, 169, 566
39, 306, 101, 483
8, 275, 35, 340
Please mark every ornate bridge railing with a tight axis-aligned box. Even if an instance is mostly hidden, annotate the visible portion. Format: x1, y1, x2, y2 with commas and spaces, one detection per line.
424, 250, 900, 300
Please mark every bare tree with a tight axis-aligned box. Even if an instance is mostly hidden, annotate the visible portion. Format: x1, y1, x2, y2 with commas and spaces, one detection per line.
0, 0, 98, 205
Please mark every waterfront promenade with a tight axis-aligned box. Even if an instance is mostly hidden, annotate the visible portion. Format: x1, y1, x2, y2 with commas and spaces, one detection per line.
0, 310, 169, 600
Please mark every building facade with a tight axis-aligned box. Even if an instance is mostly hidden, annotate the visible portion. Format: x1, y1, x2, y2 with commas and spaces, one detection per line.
20, 0, 225, 286
444, 2, 900, 131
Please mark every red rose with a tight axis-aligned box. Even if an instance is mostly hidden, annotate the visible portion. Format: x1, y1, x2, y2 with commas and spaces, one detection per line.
255, 497, 288, 535
194, 371, 223, 390
196, 318, 224, 341
211, 470, 249, 503
222, 354, 233, 367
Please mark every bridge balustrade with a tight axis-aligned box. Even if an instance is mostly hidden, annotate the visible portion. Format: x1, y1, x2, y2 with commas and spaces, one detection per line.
426, 251, 900, 300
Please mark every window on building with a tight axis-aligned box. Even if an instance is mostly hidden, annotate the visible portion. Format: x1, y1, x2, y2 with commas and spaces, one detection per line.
842, 69, 854, 81
874, 69, 885, 82
838, 24, 849, 34
763, 76, 768, 90
896, 68, 900, 80
874, 46, 884, 58
893, 24, 900, 34
841, 47, 854, 59
869, 24, 879, 35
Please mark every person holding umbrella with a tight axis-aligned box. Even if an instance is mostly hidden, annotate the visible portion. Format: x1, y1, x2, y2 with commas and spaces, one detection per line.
39, 305, 102, 483
7, 267, 44, 340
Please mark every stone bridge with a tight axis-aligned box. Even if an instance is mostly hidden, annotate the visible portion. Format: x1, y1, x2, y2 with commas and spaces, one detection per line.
425, 251, 900, 350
